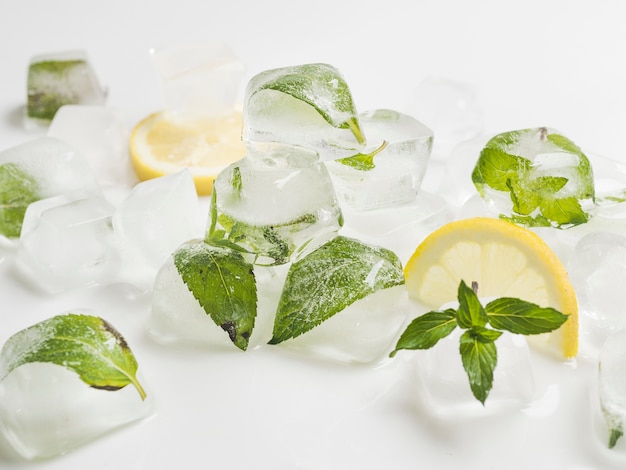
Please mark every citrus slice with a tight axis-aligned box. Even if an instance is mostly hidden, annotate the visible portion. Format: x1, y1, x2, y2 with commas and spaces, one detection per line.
129, 111, 246, 195
404, 217, 578, 358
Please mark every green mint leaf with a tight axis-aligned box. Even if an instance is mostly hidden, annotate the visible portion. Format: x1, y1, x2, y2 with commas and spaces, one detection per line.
538, 195, 589, 226
610, 428, 624, 449
231, 166, 242, 198
485, 297, 569, 335
27, 60, 86, 120
389, 309, 457, 357
0, 313, 146, 400
470, 325, 503, 342
336, 141, 389, 171
507, 178, 540, 216
0, 163, 41, 238
270, 236, 404, 344
456, 280, 488, 328
174, 240, 257, 351
459, 329, 497, 405
471, 147, 531, 193
499, 213, 553, 228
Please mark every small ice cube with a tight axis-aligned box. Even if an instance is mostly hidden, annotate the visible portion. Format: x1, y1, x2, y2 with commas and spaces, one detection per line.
207, 143, 343, 265
48, 105, 136, 187
15, 195, 120, 293
151, 41, 245, 120
275, 285, 409, 365
409, 327, 535, 417
597, 330, 626, 451
326, 109, 433, 210
25, 50, 106, 129
568, 232, 626, 356
242, 63, 365, 160
409, 76, 484, 157
112, 170, 202, 289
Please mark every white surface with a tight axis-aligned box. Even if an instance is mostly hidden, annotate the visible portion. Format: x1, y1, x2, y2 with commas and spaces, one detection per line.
2, 1, 626, 468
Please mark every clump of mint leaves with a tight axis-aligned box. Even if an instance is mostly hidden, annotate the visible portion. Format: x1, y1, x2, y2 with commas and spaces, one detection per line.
390, 280, 569, 404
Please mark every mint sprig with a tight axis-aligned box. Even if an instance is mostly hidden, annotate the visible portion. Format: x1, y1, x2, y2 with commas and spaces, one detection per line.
390, 280, 569, 404
336, 141, 388, 171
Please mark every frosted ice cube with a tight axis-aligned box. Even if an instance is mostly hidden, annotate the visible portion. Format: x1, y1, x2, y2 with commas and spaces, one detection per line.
112, 170, 202, 289
274, 285, 409, 365
325, 109, 433, 210
409, 76, 484, 157
409, 326, 534, 418
15, 195, 120, 293
25, 50, 106, 129
568, 232, 626, 356
473, 127, 595, 228
151, 41, 245, 120
596, 330, 626, 451
242, 63, 364, 160
148, 242, 285, 349
207, 143, 343, 265
48, 105, 136, 187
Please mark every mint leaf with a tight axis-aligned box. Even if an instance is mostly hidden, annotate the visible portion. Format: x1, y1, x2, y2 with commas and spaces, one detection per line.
270, 236, 404, 344
486, 297, 569, 334
539, 195, 589, 226
0, 163, 41, 238
507, 178, 540, 216
610, 428, 624, 449
389, 309, 457, 356
457, 280, 488, 328
174, 240, 257, 351
459, 329, 497, 405
0, 313, 146, 400
336, 141, 388, 171
472, 147, 531, 193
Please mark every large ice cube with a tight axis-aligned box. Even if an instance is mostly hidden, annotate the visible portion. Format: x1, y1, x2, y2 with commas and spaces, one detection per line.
48, 105, 136, 187
207, 143, 343, 265
112, 170, 202, 289
151, 41, 245, 120
472, 127, 595, 229
325, 109, 433, 210
15, 195, 120, 293
25, 50, 106, 129
242, 63, 365, 160
568, 232, 626, 356
274, 285, 409, 365
409, 327, 535, 418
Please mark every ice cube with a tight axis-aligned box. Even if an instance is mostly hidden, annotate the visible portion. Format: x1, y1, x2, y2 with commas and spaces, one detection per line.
409, 327, 535, 418
274, 285, 409, 365
242, 63, 365, 160
207, 143, 343, 265
148, 242, 285, 349
150, 41, 245, 120
409, 76, 484, 157
25, 50, 106, 129
567, 232, 626, 356
112, 170, 202, 289
15, 195, 120, 293
472, 127, 595, 229
596, 330, 626, 451
325, 109, 433, 210
48, 105, 136, 187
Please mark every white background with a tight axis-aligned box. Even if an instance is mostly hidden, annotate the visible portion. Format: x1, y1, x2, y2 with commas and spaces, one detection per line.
1, 1, 626, 469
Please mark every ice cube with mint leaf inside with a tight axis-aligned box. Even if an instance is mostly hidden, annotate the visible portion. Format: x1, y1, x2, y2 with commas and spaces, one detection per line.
471, 127, 595, 228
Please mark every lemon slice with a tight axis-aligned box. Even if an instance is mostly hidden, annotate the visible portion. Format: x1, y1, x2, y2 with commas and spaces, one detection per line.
129, 111, 246, 195
404, 217, 578, 358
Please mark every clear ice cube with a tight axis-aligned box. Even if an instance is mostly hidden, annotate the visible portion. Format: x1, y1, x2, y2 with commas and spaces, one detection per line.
15, 195, 120, 293
325, 109, 433, 210
0, 360, 152, 459
25, 50, 106, 129
409, 76, 484, 157
48, 105, 136, 187
596, 330, 626, 451
207, 143, 343, 265
112, 170, 202, 289
568, 232, 626, 356
274, 285, 409, 365
409, 326, 535, 418
151, 41, 245, 120
242, 63, 365, 160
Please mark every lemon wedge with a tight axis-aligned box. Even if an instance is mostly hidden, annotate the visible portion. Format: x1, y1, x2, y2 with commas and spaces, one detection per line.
129, 111, 246, 195
404, 217, 578, 358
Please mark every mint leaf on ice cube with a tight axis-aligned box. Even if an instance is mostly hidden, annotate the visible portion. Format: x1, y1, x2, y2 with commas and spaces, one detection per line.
0, 162, 41, 238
